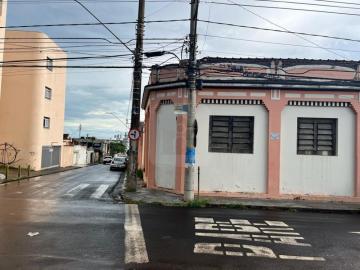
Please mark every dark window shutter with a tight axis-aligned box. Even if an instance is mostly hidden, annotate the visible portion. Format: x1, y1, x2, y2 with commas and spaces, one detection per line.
297, 118, 337, 156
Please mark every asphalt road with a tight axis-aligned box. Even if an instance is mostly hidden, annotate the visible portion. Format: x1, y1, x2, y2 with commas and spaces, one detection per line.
0, 165, 125, 270
130, 206, 360, 270
2, 166, 360, 270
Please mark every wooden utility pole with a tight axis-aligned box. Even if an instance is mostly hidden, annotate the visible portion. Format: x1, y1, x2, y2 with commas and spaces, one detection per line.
184, 0, 200, 201
128, 0, 145, 190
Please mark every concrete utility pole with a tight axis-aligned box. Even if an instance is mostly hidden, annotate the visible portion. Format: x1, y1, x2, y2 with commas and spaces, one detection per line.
184, 0, 200, 201
128, 0, 145, 190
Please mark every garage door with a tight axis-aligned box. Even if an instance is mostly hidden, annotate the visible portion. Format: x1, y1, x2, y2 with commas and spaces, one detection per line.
41, 146, 61, 169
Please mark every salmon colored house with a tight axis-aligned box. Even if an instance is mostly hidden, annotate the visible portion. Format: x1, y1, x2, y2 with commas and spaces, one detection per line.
140, 57, 360, 202
0, 30, 67, 170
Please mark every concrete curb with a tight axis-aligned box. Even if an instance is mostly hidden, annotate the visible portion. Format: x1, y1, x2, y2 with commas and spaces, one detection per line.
122, 190, 360, 214
0, 166, 83, 185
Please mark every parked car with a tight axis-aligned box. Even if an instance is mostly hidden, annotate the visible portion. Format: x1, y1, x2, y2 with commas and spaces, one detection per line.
110, 156, 127, 171
103, 155, 113, 164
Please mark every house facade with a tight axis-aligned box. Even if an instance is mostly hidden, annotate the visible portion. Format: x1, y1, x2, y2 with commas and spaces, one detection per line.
0, 30, 67, 170
140, 57, 360, 201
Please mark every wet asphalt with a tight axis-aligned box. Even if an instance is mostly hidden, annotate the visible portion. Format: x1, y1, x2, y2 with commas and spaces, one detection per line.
0, 165, 125, 270
1, 165, 360, 270
135, 206, 360, 270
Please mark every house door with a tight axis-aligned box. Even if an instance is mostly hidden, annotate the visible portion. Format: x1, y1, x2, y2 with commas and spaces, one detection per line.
41, 146, 61, 169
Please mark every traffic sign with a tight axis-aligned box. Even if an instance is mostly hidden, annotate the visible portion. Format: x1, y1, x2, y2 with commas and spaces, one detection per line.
128, 128, 141, 141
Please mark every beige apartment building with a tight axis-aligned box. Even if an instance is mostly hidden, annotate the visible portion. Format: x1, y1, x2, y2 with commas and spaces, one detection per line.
0, 0, 8, 97
0, 30, 67, 170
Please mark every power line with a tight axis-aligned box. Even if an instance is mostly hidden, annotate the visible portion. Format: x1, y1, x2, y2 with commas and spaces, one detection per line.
226, 0, 347, 59
198, 19, 360, 44
2, 19, 189, 29
73, 0, 133, 55
244, 0, 360, 10
202, 1, 360, 17
198, 33, 360, 54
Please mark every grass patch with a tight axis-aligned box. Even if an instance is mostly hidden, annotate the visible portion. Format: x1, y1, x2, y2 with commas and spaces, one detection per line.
186, 199, 210, 208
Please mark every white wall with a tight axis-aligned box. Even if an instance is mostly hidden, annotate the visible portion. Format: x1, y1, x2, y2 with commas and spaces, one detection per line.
73, 145, 87, 166
196, 104, 268, 193
280, 106, 355, 196
155, 105, 177, 189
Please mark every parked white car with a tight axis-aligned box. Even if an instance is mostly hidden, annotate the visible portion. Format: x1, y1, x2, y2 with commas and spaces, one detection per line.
103, 155, 113, 164
110, 156, 127, 171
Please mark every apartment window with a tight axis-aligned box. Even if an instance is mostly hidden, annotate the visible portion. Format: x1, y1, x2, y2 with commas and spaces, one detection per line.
43, 117, 50, 129
45, 87, 52, 100
297, 118, 337, 156
209, 116, 254, 154
46, 57, 53, 71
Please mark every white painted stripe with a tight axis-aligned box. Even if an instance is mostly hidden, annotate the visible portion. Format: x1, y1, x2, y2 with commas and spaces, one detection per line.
350, 231, 360, 234
125, 204, 149, 264
198, 91, 214, 96
196, 232, 251, 241
250, 92, 266, 97
90, 184, 109, 199
304, 93, 335, 99
64, 184, 89, 197
265, 221, 288, 227
263, 231, 300, 235
285, 93, 301, 98
217, 91, 247, 97
279, 255, 325, 261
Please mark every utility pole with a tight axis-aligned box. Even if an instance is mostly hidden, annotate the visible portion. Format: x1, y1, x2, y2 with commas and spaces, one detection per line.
128, 0, 145, 190
184, 0, 200, 201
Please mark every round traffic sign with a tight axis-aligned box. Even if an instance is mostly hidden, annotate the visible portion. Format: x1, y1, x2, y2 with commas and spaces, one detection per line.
128, 128, 141, 141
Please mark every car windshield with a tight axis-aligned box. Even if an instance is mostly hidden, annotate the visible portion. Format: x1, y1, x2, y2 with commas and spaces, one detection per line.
114, 158, 125, 162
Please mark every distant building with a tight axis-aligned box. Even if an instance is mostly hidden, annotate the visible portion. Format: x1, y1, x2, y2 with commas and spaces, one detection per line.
0, 30, 67, 170
141, 57, 360, 201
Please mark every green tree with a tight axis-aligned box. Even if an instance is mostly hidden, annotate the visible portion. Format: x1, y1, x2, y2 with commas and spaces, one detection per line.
109, 142, 126, 156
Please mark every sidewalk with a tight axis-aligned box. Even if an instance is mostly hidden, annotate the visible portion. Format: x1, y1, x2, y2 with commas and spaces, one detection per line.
0, 165, 82, 184
122, 182, 360, 213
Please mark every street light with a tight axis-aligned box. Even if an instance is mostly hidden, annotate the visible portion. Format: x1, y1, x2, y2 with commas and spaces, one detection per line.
144, 51, 181, 62
106, 112, 129, 130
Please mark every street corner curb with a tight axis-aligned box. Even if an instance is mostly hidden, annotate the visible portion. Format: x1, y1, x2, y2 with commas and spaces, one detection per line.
0, 166, 82, 185
206, 200, 360, 214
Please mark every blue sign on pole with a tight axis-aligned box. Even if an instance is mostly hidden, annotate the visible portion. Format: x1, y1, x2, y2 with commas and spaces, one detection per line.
185, 147, 196, 167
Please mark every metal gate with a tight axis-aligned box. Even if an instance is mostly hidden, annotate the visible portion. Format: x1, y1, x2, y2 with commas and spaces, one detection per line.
41, 146, 61, 169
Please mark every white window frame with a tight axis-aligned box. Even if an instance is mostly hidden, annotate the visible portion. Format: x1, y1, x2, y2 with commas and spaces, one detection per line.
45, 87, 52, 100
43, 117, 50, 129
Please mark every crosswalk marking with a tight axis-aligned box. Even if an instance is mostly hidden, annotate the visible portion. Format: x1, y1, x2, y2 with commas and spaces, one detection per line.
90, 184, 109, 199
64, 184, 89, 197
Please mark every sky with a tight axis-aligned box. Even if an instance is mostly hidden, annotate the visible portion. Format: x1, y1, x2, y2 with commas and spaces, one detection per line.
6, 0, 360, 139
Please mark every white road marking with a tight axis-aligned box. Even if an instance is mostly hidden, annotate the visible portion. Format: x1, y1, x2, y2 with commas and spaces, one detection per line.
195, 217, 214, 223
350, 232, 360, 234
230, 219, 251, 225
90, 184, 109, 199
271, 236, 311, 246
243, 245, 277, 258
279, 255, 325, 261
196, 232, 251, 241
64, 184, 89, 197
260, 227, 294, 231
125, 204, 149, 264
263, 231, 300, 236
194, 243, 223, 255
265, 221, 288, 227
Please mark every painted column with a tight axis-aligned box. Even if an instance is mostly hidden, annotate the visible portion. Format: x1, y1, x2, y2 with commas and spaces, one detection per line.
264, 96, 287, 196
351, 102, 360, 197
146, 104, 158, 189
175, 114, 187, 193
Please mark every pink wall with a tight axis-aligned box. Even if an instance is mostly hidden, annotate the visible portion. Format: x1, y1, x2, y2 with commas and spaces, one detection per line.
141, 86, 360, 200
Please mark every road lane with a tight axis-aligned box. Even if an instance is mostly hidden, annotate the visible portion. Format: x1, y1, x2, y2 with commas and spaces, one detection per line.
134, 205, 360, 270
0, 165, 125, 270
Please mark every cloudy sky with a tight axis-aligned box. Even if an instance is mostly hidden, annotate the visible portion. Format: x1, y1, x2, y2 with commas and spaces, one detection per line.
7, 0, 360, 139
